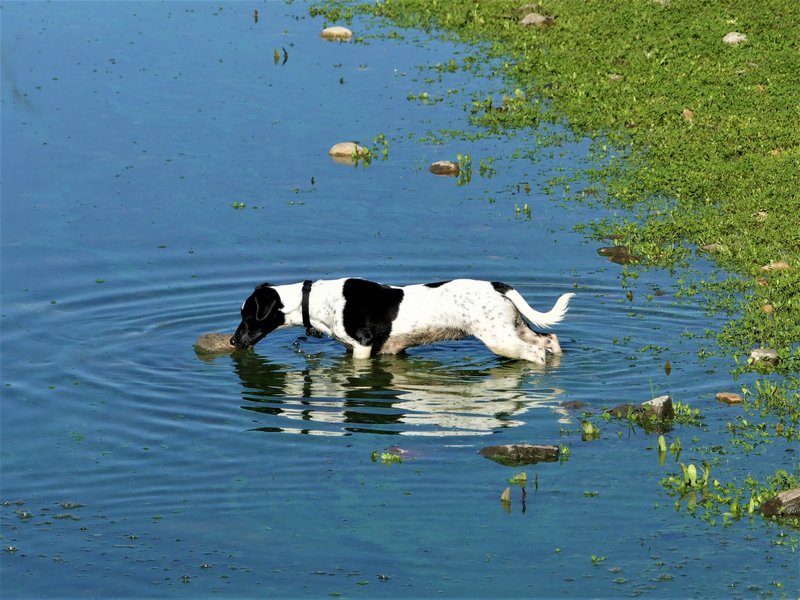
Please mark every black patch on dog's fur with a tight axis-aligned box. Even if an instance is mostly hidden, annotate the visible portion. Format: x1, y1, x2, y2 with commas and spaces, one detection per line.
491, 281, 513, 295
424, 280, 452, 288
342, 278, 403, 354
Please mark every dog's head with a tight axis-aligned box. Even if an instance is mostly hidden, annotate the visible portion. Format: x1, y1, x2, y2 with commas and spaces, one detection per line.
230, 283, 285, 349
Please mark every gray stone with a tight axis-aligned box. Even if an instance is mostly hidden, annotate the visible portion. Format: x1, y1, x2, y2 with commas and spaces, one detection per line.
643, 395, 674, 420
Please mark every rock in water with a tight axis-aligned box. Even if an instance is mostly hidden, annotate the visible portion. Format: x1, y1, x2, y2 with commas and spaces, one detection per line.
321, 26, 353, 40
195, 333, 235, 354
429, 160, 460, 176
716, 392, 743, 405
760, 261, 791, 272
760, 488, 800, 517
643, 395, 674, 420
329, 141, 368, 160
480, 444, 559, 466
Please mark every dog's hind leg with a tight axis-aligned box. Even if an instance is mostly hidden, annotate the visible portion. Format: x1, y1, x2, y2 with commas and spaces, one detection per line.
518, 326, 562, 354
476, 334, 547, 364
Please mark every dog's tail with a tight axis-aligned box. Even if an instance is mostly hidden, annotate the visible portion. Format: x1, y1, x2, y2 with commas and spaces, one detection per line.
503, 290, 575, 329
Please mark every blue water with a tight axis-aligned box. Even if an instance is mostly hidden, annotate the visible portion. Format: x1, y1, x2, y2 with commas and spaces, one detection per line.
1, 2, 796, 598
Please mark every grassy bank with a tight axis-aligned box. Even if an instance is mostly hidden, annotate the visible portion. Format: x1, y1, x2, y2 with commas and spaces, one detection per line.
313, 0, 799, 411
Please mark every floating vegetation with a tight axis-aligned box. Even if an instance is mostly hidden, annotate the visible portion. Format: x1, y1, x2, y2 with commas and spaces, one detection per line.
455, 153, 472, 186
508, 472, 527, 485
661, 464, 800, 529
580, 420, 600, 441
467, 89, 542, 131
371, 449, 402, 464
514, 202, 531, 220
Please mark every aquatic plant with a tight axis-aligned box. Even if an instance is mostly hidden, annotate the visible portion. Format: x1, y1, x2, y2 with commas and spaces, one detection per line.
455, 153, 472, 186
371, 450, 402, 464
580, 420, 600, 441
508, 472, 526, 485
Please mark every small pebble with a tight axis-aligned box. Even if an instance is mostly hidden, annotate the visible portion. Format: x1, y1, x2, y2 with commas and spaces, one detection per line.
519, 12, 555, 27
716, 392, 743, 405
722, 31, 747, 45
321, 26, 353, 40
329, 141, 367, 158
681, 108, 694, 121
429, 160, 459, 176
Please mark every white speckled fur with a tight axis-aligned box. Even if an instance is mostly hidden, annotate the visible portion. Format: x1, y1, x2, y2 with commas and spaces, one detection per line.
261, 278, 573, 363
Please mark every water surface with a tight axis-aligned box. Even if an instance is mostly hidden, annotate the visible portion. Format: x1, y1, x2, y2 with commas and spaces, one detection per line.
1, 2, 795, 598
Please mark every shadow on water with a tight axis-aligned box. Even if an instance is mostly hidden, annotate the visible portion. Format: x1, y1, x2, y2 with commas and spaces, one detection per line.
226, 342, 565, 436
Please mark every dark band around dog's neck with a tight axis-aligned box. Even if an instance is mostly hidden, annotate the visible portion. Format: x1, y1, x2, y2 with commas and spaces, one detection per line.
301, 280, 313, 334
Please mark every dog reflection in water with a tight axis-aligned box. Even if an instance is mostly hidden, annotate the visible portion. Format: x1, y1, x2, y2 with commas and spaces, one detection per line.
232, 351, 572, 436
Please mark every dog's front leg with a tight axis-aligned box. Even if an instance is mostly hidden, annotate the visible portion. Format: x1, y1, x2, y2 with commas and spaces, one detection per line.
351, 342, 373, 359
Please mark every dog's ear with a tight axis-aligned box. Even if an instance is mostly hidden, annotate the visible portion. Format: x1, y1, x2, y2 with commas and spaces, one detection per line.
253, 285, 281, 321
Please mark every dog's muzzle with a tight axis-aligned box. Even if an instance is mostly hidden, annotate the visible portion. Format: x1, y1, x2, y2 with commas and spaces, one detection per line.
230, 323, 255, 349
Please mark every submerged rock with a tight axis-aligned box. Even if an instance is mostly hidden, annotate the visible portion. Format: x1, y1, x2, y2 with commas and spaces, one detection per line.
321, 26, 353, 40
597, 245, 640, 265
480, 444, 559, 466
760, 488, 800, 518
195, 333, 235, 354
429, 160, 460, 176
560, 400, 585, 410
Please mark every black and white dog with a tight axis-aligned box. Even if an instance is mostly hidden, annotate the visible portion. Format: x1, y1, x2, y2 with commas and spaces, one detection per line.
231, 278, 574, 363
